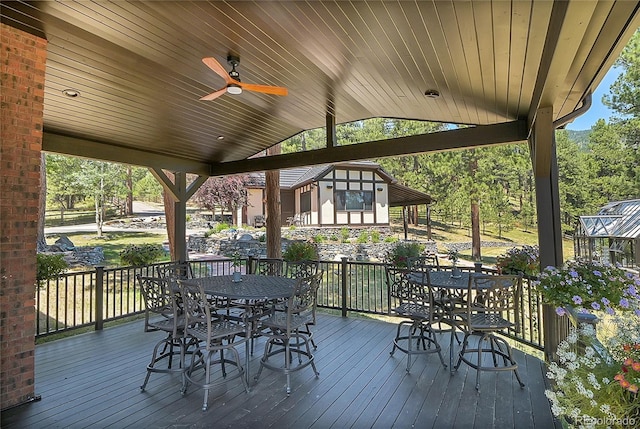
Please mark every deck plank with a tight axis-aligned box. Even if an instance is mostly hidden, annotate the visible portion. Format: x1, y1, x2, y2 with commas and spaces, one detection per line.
2, 314, 560, 429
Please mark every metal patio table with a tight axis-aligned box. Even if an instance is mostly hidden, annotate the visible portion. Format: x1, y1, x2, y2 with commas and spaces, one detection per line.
182, 274, 297, 384
407, 270, 474, 371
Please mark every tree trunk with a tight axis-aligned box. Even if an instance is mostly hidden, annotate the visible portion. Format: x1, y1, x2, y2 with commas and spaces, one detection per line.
426, 204, 432, 241
125, 166, 133, 216
469, 151, 481, 261
471, 201, 481, 260
95, 197, 103, 237
265, 145, 282, 258
95, 171, 104, 237
37, 153, 47, 251
402, 206, 408, 240
229, 204, 237, 226
163, 173, 176, 261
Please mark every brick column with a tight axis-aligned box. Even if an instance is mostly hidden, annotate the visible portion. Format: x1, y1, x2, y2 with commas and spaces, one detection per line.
0, 23, 47, 409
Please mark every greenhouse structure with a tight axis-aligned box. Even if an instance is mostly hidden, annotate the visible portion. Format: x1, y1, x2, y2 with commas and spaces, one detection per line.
574, 199, 640, 268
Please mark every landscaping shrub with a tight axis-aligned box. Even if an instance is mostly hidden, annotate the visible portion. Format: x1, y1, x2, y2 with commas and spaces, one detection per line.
214, 222, 230, 233
384, 241, 424, 268
312, 234, 326, 243
283, 241, 318, 261
340, 227, 350, 243
356, 231, 369, 243
119, 243, 165, 266
36, 253, 69, 285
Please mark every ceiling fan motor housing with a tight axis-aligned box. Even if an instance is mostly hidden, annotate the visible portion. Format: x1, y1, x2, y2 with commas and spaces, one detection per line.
227, 55, 241, 81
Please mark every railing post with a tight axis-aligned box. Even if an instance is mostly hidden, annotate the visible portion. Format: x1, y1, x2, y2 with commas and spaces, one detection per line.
341, 257, 348, 318
95, 265, 104, 331
247, 255, 255, 274
543, 304, 570, 362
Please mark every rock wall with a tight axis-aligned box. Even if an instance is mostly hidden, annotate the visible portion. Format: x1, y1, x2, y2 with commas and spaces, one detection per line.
187, 233, 438, 262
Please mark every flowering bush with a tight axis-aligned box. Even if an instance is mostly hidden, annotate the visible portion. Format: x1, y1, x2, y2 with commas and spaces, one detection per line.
496, 245, 539, 276
535, 260, 640, 318
545, 322, 640, 427
384, 242, 424, 268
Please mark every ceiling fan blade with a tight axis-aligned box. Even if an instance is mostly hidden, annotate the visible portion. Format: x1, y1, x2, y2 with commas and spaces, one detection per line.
199, 87, 227, 101
239, 82, 288, 96
202, 57, 234, 84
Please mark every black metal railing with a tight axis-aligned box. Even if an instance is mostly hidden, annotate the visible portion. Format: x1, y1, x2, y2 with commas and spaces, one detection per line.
35, 258, 546, 350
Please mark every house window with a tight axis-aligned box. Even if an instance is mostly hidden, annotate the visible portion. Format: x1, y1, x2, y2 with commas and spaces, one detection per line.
300, 190, 311, 212
335, 190, 373, 211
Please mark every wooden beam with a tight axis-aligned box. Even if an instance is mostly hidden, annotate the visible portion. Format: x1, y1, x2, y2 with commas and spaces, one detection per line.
530, 108, 554, 178
208, 120, 528, 177
43, 132, 211, 176
45, 121, 528, 178
150, 168, 178, 200
186, 175, 208, 201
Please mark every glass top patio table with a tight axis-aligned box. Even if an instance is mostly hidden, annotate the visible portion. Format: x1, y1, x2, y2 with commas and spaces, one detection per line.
181, 274, 297, 384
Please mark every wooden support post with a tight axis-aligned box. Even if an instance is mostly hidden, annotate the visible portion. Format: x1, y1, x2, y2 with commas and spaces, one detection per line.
530, 107, 566, 361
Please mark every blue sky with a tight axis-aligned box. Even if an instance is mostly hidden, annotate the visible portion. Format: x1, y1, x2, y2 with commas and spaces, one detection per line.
565, 66, 621, 130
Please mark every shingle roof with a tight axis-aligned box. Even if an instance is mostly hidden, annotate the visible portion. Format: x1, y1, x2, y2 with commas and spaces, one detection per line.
246, 161, 432, 206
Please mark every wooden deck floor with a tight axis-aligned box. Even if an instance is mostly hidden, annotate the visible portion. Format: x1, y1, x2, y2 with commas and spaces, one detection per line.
2, 314, 560, 429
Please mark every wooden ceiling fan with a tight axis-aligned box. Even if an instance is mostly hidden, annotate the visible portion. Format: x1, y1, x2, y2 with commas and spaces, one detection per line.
200, 55, 288, 101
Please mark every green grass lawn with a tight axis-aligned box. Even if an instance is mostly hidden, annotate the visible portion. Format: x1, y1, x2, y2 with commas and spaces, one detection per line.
45, 208, 120, 227
391, 218, 574, 266
45, 230, 169, 268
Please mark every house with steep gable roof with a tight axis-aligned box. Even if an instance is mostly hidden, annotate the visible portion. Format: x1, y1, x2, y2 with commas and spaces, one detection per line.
245, 161, 432, 227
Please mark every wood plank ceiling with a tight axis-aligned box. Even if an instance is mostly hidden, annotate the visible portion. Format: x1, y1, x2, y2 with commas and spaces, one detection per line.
2, 1, 639, 176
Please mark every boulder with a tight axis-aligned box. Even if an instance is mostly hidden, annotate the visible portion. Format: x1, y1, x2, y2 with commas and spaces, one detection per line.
55, 235, 75, 251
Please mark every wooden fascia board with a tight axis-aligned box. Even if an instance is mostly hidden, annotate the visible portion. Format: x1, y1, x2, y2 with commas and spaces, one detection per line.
43, 132, 211, 176
389, 199, 431, 207
208, 120, 528, 177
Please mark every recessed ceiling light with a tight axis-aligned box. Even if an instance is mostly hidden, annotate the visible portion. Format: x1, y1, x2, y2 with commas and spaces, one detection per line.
62, 89, 80, 98
424, 89, 440, 98
217, 135, 224, 140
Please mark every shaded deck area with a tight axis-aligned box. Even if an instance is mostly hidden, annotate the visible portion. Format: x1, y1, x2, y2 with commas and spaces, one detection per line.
3, 314, 560, 428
